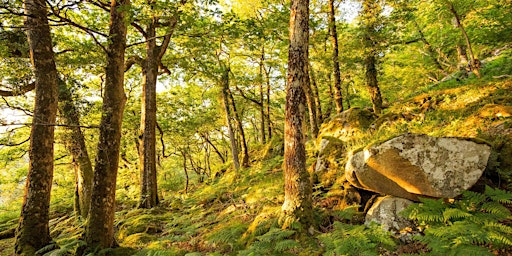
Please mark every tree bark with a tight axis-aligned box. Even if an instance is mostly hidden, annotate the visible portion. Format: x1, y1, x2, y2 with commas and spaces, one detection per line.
15, 0, 59, 254
281, 0, 313, 228
220, 67, 240, 171
138, 17, 159, 209
85, 0, 129, 250
137, 4, 180, 209
58, 80, 93, 220
328, 0, 344, 114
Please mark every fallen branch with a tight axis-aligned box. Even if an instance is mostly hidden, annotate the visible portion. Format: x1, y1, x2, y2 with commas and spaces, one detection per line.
493, 74, 512, 79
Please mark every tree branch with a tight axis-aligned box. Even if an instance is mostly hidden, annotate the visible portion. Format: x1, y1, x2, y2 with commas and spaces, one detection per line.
0, 82, 35, 97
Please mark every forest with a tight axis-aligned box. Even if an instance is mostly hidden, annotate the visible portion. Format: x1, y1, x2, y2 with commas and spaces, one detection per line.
0, 0, 511, 255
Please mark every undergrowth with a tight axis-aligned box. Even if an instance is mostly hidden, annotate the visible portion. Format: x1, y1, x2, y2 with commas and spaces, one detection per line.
402, 186, 512, 256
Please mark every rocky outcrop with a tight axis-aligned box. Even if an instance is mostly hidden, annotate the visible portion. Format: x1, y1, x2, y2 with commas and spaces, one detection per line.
346, 133, 491, 200
316, 107, 377, 143
365, 196, 414, 233
314, 108, 377, 187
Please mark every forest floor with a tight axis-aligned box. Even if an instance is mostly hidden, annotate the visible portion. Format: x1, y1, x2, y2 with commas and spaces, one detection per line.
1, 51, 512, 255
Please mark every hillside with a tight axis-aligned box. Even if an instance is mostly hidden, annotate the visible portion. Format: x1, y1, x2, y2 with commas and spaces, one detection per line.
1, 49, 511, 256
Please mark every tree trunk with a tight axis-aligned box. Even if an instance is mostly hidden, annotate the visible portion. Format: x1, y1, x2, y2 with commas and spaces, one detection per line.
264, 66, 272, 140
281, 0, 313, 228
309, 63, 323, 123
181, 150, 189, 193
136, 2, 181, 209
138, 17, 159, 209
304, 73, 319, 138
362, 0, 383, 115
85, 0, 129, 250
328, 0, 344, 114
325, 73, 334, 119
456, 44, 469, 70
221, 67, 240, 171
364, 54, 383, 115
15, 0, 59, 254
58, 80, 93, 220
201, 133, 225, 163
226, 80, 249, 168
447, 1, 480, 77
259, 47, 266, 144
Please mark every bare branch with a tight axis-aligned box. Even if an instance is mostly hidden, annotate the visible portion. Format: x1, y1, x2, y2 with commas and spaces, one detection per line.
0, 136, 29, 146
0, 122, 99, 129
0, 82, 35, 97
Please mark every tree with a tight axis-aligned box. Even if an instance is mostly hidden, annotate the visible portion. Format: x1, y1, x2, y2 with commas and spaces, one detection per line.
15, 0, 59, 254
128, 0, 185, 209
445, 0, 480, 77
328, 0, 344, 114
220, 65, 241, 171
58, 80, 93, 220
361, 0, 384, 115
281, 0, 313, 228
84, 0, 130, 250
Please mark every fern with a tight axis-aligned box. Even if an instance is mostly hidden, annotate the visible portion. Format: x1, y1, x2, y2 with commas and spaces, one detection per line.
403, 187, 512, 254
238, 228, 299, 256
318, 222, 396, 256
484, 186, 512, 205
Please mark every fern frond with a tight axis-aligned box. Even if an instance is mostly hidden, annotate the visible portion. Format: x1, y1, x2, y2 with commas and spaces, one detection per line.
442, 208, 472, 223
488, 231, 512, 247
447, 244, 493, 256
274, 239, 299, 252
462, 190, 487, 207
484, 221, 512, 235
485, 186, 512, 205
256, 228, 295, 243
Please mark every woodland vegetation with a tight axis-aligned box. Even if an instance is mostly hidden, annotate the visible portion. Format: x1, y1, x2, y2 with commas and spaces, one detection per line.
0, 0, 511, 255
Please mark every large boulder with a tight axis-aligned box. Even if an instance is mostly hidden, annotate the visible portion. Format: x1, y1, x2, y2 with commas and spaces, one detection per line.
346, 133, 491, 200
365, 196, 414, 233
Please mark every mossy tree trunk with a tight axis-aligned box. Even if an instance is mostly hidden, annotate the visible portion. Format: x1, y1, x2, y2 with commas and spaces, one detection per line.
85, 0, 129, 250
58, 80, 93, 220
281, 0, 313, 228
362, 0, 383, 115
15, 0, 59, 254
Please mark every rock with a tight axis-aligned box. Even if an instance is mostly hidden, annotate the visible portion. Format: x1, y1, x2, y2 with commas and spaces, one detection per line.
346, 133, 491, 200
314, 108, 377, 187
365, 196, 414, 233
317, 107, 377, 143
